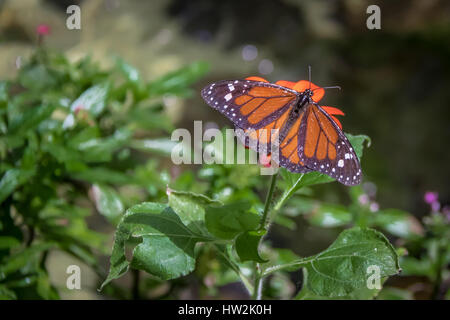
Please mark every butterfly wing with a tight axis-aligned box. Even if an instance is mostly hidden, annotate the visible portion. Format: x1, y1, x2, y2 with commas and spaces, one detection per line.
201, 80, 298, 130
234, 117, 312, 173
297, 103, 362, 185
202, 80, 311, 172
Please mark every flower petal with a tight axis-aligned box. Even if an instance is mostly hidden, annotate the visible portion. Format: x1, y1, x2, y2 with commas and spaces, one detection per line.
259, 153, 272, 168
275, 80, 296, 89
322, 106, 345, 116
330, 116, 342, 129
292, 80, 324, 102
245, 76, 269, 82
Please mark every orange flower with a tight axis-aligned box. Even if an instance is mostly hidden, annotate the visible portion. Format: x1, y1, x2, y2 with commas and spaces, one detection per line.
245, 77, 344, 129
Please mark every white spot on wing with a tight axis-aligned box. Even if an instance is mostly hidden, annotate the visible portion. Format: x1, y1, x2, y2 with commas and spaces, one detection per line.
225, 93, 232, 101
338, 159, 344, 167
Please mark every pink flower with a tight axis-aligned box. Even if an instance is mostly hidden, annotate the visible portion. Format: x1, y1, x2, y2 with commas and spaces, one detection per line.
358, 194, 369, 205
369, 202, 379, 212
431, 201, 441, 212
36, 24, 51, 36
259, 153, 272, 168
424, 191, 438, 205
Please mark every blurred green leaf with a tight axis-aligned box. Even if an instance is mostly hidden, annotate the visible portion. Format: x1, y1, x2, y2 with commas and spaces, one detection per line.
72, 167, 131, 184
399, 256, 433, 277
115, 57, 141, 84
0, 169, 34, 204
148, 61, 209, 96
70, 83, 109, 116
8, 104, 55, 135
0, 242, 54, 279
307, 203, 352, 228
19, 64, 57, 92
130, 138, 178, 156
374, 209, 424, 239
0, 285, 17, 300
92, 184, 124, 225
0, 236, 21, 249
77, 128, 132, 163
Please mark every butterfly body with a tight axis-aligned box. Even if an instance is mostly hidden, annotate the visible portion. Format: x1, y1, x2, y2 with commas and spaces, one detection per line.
201, 79, 362, 186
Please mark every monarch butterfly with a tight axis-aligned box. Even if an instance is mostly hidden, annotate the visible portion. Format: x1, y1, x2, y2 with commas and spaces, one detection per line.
201, 71, 361, 186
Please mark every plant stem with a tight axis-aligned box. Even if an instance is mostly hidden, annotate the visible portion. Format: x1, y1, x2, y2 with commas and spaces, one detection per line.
132, 268, 140, 300
252, 264, 262, 300
252, 171, 279, 300
259, 171, 279, 230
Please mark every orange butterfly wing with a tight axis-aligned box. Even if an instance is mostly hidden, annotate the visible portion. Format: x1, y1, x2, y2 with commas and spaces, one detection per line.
201, 80, 298, 130
202, 80, 311, 172
297, 103, 361, 185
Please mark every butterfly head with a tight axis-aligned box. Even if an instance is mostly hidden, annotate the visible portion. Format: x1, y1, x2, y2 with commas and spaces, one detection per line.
302, 88, 315, 103
304, 89, 314, 97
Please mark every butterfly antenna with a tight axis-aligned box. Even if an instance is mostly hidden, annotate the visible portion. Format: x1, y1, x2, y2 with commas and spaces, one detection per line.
308, 65, 312, 90
313, 86, 342, 92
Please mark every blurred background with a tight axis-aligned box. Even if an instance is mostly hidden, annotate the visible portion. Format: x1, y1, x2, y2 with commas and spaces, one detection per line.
0, 0, 449, 299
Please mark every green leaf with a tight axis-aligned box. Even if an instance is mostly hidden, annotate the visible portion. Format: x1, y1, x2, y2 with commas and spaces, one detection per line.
0, 236, 21, 249
0, 242, 54, 279
115, 57, 141, 84
274, 169, 333, 211
399, 256, 433, 277
70, 83, 109, 116
295, 268, 385, 300
100, 202, 211, 290
0, 285, 17, 300
8, 104, 55, 135
235, 230, 268, 263
346, 134, 371, 159
76, 128, 132, 163
205, 202, 259, 239
148, 61, 209, 96
130, 138, 179, 156
0, 169, 34, 204
91, 184, 124, 225
19, 64, 57, 91
306, 203, 352, 228
263, 227, 400, 297
167, 188, 221, 235
374, 209, 424, 239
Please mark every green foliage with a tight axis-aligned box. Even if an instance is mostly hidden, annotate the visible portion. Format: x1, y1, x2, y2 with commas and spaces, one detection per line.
101, 128, 402, 299
0, 48, 208, 299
